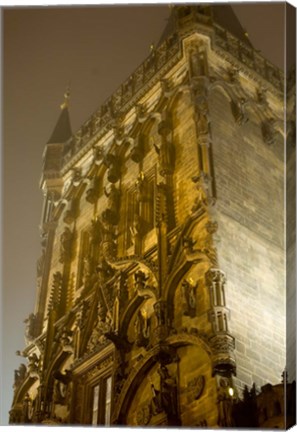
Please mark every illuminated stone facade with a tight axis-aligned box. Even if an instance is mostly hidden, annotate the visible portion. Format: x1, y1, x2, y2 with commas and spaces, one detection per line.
10, 5, 294, 427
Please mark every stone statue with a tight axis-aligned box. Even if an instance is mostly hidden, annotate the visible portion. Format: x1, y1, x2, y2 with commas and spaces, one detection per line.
28, 353, 39, 377
182, 279, 197, 317
102, 184, 120, 226
190, 47, 207, 77
59, 227, 74, 263
157, 364, 178, 419
134, 309, 150, 347
217, 378, 234, 427
155, 120, 175, 176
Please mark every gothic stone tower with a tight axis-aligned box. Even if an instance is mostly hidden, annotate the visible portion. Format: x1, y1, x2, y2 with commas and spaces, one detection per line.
10, 5, 288, 427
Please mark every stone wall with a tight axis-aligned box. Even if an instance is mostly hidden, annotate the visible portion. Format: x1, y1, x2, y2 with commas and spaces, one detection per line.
209, 85, 285, 391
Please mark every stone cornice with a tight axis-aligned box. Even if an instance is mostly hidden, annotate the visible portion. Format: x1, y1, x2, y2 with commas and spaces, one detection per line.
60, 20, 283, 175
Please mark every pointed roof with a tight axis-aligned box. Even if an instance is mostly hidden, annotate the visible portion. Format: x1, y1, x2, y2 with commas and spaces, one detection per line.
47, 89, 72, 144
158, 4, 252, 48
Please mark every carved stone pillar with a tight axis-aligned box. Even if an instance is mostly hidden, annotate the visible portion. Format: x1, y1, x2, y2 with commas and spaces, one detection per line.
206, 268, 236, 376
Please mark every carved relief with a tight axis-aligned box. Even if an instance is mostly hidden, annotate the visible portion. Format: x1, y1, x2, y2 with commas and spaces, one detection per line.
136, 404, 152, 425
182, 375, 205, 403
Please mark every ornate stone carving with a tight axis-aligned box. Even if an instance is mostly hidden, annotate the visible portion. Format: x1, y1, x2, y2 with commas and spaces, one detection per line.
157, 363, 179, 424
24, 313, 37, 342
71, 167, 82, 186
152, 301, 169, 343
101, 184, 121, 226
103, 153, 121, 183
27, 353, 39, 378
86, 298, 113, 353
63, 198, 79, 225
217, 377, 234, 427
134, 270, 149, 292
256, 88, 267, 105
136, 404, 152, 425
59, 227, 75, 263
130, 134, 145, 163
182, 278, 198, 317
48, 271, 63, 311
22, 392, 34, 423
86, 176, 101, 204
191, 172, 213, 212
227, 67, 239, 84
93, 145, 104, 163
205, 268, 226, 307
230, 98, 249, 125
209, 333, 236, 376
182, 375, 205, 403
189, 44, 208, 77
134, 309, 151, 347
59, 328, 74, 353
182, 236, 211, 264
155, 118, 175, 176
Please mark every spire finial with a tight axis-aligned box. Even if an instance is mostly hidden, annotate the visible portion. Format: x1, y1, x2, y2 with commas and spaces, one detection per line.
60, 85, 70, 110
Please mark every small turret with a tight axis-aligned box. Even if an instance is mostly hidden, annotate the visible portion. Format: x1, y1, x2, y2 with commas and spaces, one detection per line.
41, 88, 72, 187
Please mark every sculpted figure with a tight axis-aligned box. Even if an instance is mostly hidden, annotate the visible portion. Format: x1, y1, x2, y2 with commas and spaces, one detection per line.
157, 364, 178, 418
102, 184, 120, 225
155, 121, 175, 176
217, 378, 234, 427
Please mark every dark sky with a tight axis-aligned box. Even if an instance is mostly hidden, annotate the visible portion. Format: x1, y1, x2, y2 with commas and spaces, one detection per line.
1, 2, 291, 425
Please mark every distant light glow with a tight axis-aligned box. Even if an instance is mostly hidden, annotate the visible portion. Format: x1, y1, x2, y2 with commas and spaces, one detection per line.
228, 387, 234, 397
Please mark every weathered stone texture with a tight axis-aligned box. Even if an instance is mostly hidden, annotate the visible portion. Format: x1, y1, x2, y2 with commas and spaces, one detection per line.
209, 85, 285, 391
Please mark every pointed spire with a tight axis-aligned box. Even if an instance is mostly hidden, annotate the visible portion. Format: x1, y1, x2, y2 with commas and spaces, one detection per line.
157, 4, 253, 48
47, 86, 72, 144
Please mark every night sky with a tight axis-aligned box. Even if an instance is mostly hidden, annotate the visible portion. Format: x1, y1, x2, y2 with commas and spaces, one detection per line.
1, 1, 293, 425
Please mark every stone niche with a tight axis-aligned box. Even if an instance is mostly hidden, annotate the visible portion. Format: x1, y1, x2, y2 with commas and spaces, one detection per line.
125, 344, 217, 427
